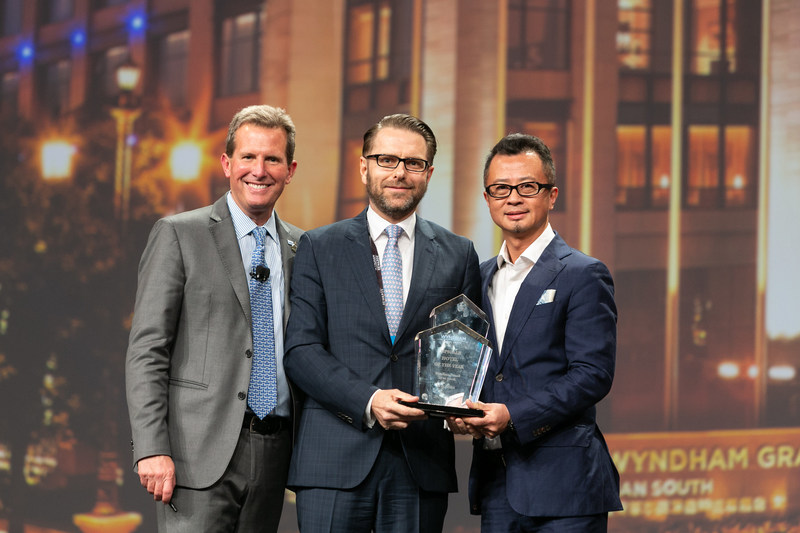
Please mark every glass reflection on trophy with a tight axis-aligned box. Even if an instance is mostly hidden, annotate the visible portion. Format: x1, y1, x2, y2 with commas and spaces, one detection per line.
407, 295, 493, 418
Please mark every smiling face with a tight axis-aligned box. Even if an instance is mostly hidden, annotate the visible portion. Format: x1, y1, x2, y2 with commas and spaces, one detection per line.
484, 151, 558, 248
360, 127, 433, 223
221, 124, 296, 225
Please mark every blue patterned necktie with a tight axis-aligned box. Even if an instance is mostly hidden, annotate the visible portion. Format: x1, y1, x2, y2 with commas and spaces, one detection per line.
248, 226, 277, 419
382, 224, 404, 344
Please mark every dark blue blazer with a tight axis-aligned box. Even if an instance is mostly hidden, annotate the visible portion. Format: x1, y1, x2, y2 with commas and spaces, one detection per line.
469, 233, 622, 517
284, 209, 481, 492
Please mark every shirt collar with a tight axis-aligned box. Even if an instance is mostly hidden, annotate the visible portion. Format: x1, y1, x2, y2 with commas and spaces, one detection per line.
226, 191, 278, 242
366, 205, 416, 242
496, 223, 556, 268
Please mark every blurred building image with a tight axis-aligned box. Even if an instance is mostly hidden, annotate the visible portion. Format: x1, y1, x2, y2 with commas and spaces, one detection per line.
1, 0, 798, 531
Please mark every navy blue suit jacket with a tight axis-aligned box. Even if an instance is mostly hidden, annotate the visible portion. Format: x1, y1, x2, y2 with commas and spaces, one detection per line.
469, 233, 622, 517
284, 209, 481, 493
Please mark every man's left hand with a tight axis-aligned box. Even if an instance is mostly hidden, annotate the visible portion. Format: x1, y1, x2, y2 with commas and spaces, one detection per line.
460, 400, 511, 439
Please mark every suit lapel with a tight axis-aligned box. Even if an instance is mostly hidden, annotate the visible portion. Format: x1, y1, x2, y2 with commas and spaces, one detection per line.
396, 217, 437, 343
496, 235, 570, 368
345, 211, 392, 344
275, 213, 299, 321
208, 195, 250, 321
481, 259, 500, 350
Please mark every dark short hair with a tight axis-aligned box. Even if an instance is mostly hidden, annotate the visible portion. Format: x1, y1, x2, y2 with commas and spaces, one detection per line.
483, 133, 556, 185
362, 114, 437, 164
225, 105, 296, 162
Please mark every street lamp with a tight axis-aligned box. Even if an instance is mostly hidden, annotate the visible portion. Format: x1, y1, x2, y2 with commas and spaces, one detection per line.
70, 61, 146, 531
115, 60, 141, 101
40, 140, 76, 180
72, 449, 142, 533
169, 141, 203, 182
110, 59, 142, 226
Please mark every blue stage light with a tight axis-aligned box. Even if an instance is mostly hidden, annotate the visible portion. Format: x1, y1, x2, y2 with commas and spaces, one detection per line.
128, 13, 146, 33
71, 30, 86, 46
18, 43, 34, 62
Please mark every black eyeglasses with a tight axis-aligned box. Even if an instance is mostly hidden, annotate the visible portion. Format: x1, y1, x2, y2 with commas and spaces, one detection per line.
485, 181, 554, 199
365, 154, 429, 173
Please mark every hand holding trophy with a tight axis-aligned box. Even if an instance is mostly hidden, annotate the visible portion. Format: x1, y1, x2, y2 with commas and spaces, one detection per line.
400, 295, 493, 418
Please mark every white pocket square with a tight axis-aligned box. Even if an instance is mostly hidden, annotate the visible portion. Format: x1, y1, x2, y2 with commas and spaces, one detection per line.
536, 289, 556, 305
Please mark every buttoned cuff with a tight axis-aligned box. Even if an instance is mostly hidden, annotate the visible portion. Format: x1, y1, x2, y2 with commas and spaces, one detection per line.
364, 389, 380, 428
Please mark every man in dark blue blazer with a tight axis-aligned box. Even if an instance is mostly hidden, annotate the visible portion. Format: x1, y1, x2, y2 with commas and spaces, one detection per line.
449, 134, 622, 532
284, 114, 481, 532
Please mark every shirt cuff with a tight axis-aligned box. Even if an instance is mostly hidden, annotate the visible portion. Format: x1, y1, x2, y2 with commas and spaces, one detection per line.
364, 389, 380, 428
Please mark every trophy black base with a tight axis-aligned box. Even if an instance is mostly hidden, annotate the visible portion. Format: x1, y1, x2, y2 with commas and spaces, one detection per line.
399, 401, 484, 418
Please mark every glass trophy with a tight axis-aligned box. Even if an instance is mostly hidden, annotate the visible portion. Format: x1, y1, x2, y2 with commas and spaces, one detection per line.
401, 295, 493, 418
429, 293, 490, 338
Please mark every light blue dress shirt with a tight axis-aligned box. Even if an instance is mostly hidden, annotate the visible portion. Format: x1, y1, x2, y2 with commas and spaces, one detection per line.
227, 192, 290, 418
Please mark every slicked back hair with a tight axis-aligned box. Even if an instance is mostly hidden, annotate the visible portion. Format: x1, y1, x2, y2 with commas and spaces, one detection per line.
362, 114, 437, 164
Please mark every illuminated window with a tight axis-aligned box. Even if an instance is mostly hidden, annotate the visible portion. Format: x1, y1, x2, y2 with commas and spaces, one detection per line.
1, 0, 22, 36
686, 125, 754, 208
343, 0, 410, 112
42, 0, 73, 24
158, 30, 190, 109
346, 1, 391, 85
337, 138, 368, 220
0, 71, 19, 118
690, 0, 737, 75
650, 126, 671, 208
724, 126, 754, 207
617, 0, 652, 71
615, 125, 671, 210
508, 0, 569, 70
39, 59, 72, 117
507, 119, 567, 211
218, 10, 262, 97
687, 126, 719, 207
616, 126, 646, 207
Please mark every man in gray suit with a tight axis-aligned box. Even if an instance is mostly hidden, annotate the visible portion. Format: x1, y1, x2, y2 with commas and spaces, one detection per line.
125, 105, 303, 532
284, 114, 481, 532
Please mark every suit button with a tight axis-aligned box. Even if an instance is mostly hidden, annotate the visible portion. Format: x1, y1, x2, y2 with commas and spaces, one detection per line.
391, 354, 398, 362
495, 373, 504, 382
238, 392, 246, 400
245, 349, 253, 358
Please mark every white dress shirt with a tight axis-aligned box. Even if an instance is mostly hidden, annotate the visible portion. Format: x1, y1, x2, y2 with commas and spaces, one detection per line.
366, 206, 416, 307
364, 206, 417, 426
481, 224, 555, 449
488, 224, 555, 354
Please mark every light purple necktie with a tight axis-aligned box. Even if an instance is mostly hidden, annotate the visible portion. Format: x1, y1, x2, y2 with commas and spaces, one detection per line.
382, 225, 404, 344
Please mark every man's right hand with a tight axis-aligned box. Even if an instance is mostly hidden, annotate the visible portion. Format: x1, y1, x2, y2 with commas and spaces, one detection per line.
137, 455, 176, 504
371, 389, 427, 430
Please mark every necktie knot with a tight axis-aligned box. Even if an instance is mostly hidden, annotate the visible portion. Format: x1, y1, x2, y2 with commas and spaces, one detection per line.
385, 224, 403, 243
253, 226, 267, 249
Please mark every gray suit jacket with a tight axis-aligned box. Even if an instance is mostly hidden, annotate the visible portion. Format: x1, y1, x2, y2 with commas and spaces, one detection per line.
125, 194, 303, 489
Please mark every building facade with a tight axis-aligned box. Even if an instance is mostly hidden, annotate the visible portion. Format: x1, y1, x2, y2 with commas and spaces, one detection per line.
2, 0, 799, 508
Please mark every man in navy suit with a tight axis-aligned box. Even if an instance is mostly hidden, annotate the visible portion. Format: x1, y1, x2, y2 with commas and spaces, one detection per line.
449, 133, 622, 532
284, 114, 481, 532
